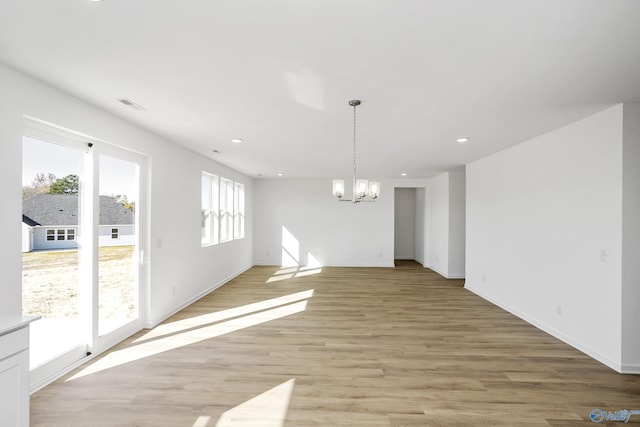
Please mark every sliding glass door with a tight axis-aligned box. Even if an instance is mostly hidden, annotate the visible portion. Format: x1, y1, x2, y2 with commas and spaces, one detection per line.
22, 135, 87, 377
22, 122, 146, 388
98, 154, 140, 337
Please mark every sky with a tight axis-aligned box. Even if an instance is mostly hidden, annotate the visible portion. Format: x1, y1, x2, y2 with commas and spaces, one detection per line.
23, 136, 138, 201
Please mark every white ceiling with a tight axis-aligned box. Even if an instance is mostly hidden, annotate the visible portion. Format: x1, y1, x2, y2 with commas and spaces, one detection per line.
1, 0, 640, 179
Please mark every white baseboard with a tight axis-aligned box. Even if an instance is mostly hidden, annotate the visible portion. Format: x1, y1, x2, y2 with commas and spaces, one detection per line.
465, 283, 624, 374
145, 264, 253, 329
252, 262, 395, 268
621, 363, 640, 374
427, 264, 465, 279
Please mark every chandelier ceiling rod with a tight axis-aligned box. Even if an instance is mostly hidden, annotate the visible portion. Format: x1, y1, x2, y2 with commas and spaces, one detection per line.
351, 99, 359, 198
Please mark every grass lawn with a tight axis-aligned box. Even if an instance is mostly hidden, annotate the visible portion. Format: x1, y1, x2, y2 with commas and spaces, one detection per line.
22, 245, 136, 320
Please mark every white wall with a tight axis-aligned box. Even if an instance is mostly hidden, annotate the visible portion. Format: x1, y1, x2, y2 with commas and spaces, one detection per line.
394, 188, 416, 260
427, 173, 450, 276
22, 224, 33, 253
448, 170, 466, 277
622, 102, 640, 372
252, 178, 465, 276
414, 188, 426, 264
98, 225, 135, 247
0, 62, 253, 327
466, 105, 624, 371
253, 179, 395, 267
0, 65, 23, 314
423, 171, 466, 279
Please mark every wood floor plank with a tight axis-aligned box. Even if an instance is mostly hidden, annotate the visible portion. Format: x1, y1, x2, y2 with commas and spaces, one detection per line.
31, 262, 640, 426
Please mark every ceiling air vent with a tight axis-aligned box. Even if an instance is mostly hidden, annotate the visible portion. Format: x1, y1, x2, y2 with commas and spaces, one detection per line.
117, 98, 146, 111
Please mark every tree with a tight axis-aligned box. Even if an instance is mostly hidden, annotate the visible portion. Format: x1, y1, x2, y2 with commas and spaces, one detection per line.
23, 172, 56, 199
49, 174, 79, 194
113, 194, 135, 212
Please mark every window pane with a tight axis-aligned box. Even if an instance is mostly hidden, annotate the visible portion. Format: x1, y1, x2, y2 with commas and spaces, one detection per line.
98, 154, 138, 336
234, 182, 245, 239
22, 135, 84, 370
201, 174, 212, 245
220, 178, 233, 242
212, 175, 219, 244
201, 172, 219, 246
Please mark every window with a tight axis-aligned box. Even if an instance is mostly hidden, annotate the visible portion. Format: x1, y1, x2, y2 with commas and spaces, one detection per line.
46, 228, 77, 241
219, 178, 234, 242
234, 182, 245, 239
201, 172, 245, 246
201, 172, 219, 246
111, 228, 119, 239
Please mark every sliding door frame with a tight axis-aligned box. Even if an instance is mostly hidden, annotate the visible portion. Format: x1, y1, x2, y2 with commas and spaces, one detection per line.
23, 117, 149, 390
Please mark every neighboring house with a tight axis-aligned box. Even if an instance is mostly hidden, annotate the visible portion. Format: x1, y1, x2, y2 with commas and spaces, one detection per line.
22, 194, 135, 252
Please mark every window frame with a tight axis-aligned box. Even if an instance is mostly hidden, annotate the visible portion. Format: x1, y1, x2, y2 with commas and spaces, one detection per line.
201, 172, 219, 246
219, 178, 234, 243
233, 182, 245, 240
201, 172, 245, 247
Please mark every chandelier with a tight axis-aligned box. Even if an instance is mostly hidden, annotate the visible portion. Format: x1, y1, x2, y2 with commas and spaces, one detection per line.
332, 100, 380, 203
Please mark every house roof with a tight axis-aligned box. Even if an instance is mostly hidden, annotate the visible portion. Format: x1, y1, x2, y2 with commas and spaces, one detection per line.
22, 194, 134, 226
22, 214, 40, 227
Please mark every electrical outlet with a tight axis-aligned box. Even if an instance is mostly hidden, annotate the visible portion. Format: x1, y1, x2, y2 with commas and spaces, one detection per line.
172, 286, 176, 296
600, 250, 610, 262
556, 305, 562, 316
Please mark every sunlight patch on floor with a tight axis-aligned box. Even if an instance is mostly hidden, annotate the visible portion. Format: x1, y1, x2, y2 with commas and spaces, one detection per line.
216, 379, 295, 427
65, 293, 312, 381
192, 416, 212, 427
134, 289, 314, 344
266, 265, 322, 283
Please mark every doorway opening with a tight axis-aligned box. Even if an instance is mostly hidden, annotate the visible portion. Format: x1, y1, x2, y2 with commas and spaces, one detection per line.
393, 187, 425, 266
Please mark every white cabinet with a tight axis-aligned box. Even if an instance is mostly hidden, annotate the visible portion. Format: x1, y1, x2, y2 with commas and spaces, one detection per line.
0, 316, 38, 427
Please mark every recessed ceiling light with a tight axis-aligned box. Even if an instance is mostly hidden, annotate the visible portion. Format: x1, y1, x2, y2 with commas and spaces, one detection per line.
456, 137, 470, 143
401, 173, 408, 177
276, 173, 284, 177
231, 138, 243, 144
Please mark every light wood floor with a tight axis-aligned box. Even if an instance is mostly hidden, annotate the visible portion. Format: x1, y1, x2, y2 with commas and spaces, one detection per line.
31, 261, 640, 426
